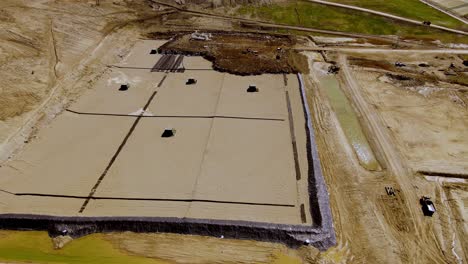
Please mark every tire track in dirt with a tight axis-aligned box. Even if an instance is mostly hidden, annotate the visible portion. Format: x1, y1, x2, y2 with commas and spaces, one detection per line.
49, 18, 58, 82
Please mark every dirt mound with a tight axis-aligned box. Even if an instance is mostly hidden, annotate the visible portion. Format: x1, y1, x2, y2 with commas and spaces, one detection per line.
153, 31, 308, 75
155, 0, 276, 8
348, 57, 394, 71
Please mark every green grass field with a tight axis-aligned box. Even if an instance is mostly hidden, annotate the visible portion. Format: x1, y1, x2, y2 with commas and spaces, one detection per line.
328, 0, 466, 30
0, 231, 166, 264
236, 1, 468, 44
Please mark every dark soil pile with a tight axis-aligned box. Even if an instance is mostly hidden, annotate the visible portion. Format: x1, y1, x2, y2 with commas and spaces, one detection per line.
150, 31, 308, 75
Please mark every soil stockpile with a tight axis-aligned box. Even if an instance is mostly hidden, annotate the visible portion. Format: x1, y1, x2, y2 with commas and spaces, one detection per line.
152, 32, 308, 75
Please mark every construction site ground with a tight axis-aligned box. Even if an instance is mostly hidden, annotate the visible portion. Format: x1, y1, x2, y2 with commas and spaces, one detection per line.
304, 49, 467, 263
0, 0, 467, 263
0, 40, 315, 227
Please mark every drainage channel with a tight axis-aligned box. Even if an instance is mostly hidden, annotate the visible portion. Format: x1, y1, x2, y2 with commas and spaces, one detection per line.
78, 74, 167, 213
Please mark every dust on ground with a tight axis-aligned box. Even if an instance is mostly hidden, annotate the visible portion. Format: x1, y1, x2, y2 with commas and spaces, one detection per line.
155, 31, 309, 75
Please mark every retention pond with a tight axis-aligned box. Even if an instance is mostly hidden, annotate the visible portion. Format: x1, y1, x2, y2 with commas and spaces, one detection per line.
314, 64, 380, 171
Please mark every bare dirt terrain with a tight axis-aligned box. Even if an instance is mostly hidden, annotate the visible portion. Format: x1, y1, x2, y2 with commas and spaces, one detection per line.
0, 0, 467, 263
304, 50, 467, 263
158, 32, 308, 75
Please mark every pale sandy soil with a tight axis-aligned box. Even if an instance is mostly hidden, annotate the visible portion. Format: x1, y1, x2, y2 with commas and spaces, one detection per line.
355, 69, 468, 175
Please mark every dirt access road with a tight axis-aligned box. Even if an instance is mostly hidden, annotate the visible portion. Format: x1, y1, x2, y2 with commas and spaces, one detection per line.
297, 46, 468, 54
420, 0, 468, 24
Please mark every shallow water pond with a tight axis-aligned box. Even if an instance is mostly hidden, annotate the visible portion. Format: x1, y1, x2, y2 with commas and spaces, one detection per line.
319, 74, 380, 171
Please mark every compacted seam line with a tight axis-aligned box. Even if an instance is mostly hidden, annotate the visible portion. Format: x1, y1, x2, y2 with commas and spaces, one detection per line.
15, 193, 294, 207
65, 109, 285, 121
78, 74, 167, 213
182, 73, 226, 218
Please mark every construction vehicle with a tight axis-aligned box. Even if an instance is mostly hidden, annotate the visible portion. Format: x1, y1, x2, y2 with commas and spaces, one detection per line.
247, 85, 258, 93
420, 196, 436, 216
395, 62, 406, 67
186, 78, 197, 85
119, 84, 129, 91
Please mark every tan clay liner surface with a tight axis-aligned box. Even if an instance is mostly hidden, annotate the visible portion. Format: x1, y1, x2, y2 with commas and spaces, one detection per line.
148, 71, 224, 116
0, 112, 135, 196
216, 74, 287, 119
69, 69, 165, 115
117, 40, 166, 68
0, 192, 81, 216
0, 41, 312, 226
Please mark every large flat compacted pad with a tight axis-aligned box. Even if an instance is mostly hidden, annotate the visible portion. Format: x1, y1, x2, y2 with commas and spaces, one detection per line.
83, 200, 189, 218
216, 74, 288, 120
118, 40, 166, 68
0, 192, 81, 216
192, 118, 297, 206
184, 201, 302, 224
95, 118, 212, 199
182, 56, 214, 70
0, 112, 136, 196
0, 41, 335, 248
147, 71, 225, 117
68, 69, 165, 115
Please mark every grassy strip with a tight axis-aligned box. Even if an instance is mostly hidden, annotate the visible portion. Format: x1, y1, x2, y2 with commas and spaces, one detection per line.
0, 231, 166, 264
236, 2, 468, 44
327, 0, 467, 30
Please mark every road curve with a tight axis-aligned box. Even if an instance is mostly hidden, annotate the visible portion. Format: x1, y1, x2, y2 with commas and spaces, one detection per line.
419, 0, 468, 25
306, 0, 468, 36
